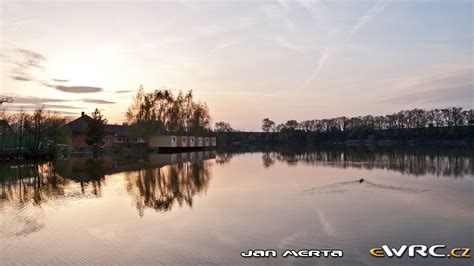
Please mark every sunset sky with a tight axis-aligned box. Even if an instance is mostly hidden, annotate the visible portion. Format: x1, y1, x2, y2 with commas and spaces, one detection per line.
1, 0, 472, 130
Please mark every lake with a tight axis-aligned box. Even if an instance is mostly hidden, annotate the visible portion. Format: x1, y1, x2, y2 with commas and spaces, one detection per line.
1, 147, 473, 265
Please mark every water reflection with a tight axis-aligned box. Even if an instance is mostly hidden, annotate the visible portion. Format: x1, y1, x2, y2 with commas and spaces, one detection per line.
305, 179, 429, 195
0, 151, 216, 215
125, 156, 212, 216
219, 146, 473, 177
1, 161, 73, 205
0, 147, 472, 265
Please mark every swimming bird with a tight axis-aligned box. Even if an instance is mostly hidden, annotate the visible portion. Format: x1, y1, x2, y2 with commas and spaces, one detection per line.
359, 178, 365, 183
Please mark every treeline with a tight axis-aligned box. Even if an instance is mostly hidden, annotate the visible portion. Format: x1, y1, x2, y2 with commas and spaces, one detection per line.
126, 86, 211, 140
263, 107, 472, 132
218, 107, 473, 145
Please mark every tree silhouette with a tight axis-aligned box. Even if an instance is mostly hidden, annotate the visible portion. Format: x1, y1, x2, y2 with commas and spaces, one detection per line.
86, 109, 107, 152
215, 121, 233, 132
126, 87, 211, 140
261, 118, 275, 132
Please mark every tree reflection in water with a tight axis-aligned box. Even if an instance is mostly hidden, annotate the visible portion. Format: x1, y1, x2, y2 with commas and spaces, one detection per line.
1, 152, 215, 218
125, 160, 212, 217
217, 145, 473, 177
266, 148, 473, 177
0, 158, 106, 206
1, 161, 67, 206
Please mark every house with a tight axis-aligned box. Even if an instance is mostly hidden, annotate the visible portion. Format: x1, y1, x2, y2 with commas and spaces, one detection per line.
67, 112, 145, 150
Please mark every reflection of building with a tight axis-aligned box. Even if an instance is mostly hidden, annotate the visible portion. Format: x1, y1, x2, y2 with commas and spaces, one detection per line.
67, 112, 145, 151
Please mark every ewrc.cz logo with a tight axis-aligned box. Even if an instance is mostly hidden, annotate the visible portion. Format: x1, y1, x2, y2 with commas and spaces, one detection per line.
370, 245, 471, 258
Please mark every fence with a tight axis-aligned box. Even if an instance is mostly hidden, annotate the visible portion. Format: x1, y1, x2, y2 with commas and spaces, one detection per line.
0, 133, 36, 150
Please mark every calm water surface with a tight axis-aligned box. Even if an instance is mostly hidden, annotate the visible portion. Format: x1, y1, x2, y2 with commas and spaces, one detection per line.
1, 148, 473, 265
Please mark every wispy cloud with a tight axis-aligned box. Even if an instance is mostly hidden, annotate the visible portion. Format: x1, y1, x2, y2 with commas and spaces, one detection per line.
6, 96, 114, 105
82, 99, 115, 104
9, 96, 70, 104
51, 78, 69, 82
5, 103, 81, 110
302, 0, 390, 87
2, 48, 47, 83
12, 48, 47, 70
115, 90, 134, 94
379, 65, 473, 107
2, 106, 79, 115
41, 80, 103, 93
349, 0, 390, 38
275, 35, 302, 53
49, 85, 103, 93
302, 47, 334, 87
379, 82, 473, 107
10, 75, 33, 81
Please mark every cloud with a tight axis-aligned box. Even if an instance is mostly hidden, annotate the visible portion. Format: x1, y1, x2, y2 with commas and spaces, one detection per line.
42, 104, 82, 109
5, 103, 81, 110
2, 107, 79, 115
349, 0, 390, 38
10, 75, 33, 81
53, 85, 103, 93
9, 96, 70, 104
6, 96, 115, 105
82, 99, 115, 104
13, 49, 47, 70
3, 48, 47, 83
302, 47, 334, 86
379, 65, 473, 107
275, 35, 302, 53
41, 82, 103, 94
115, 90, 134, 94
379, 83, 473, 106
302, 0, 390, 86
51, 79, 69, 82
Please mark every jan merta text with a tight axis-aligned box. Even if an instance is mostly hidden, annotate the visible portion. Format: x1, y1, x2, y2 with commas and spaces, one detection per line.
241, 249, 343, 258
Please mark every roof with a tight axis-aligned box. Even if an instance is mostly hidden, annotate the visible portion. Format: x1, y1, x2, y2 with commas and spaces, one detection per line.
68, 114, 94, 133
67, 114, 126, 136
105, 124, 125, 136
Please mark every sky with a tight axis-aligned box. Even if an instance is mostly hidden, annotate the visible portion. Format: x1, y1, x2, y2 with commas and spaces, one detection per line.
1, 0, 472, 130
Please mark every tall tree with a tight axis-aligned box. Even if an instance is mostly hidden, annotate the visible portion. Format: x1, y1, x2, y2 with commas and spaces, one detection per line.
126, 87, 211, 139
261, 118, 275, 132
86, 109, 107, 151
